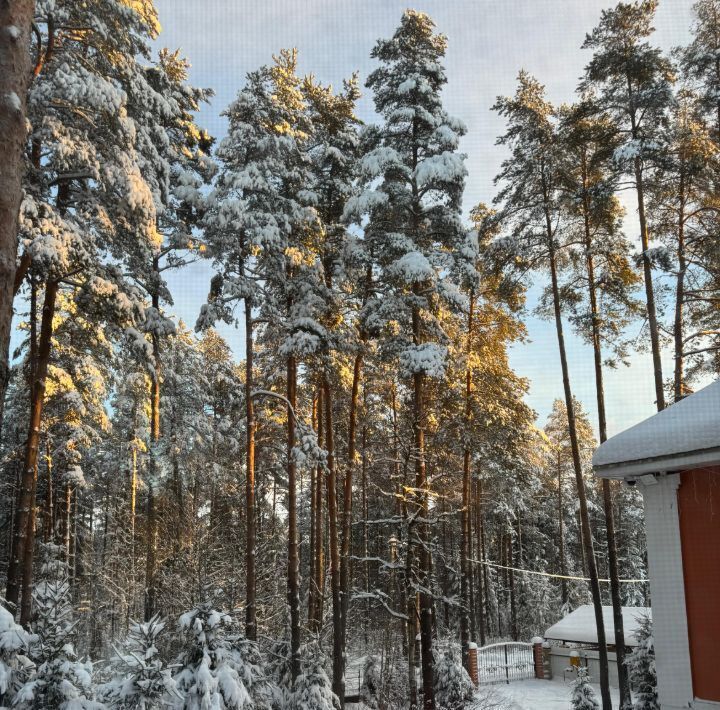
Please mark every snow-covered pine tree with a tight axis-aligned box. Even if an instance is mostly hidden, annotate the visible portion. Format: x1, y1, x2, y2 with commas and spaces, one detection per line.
571, 667, 600, 710
626, 615, 658, 710
493, 71, 612, 710
266, 640, 293, 710
7, 0, 162, 617
581, 0, 675, 411
431, 646, 474, 710
291, 643, 340, 710
347, 11, 476, 706
0, 604, 31, 707
101, 614, 177, 709
172, 603, 252, 709
14, 543, 101, 709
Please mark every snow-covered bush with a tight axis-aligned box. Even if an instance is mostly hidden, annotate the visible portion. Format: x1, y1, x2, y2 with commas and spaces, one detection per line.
570, 667, 599, 710
291, 642, 340, 710
100, 614, 178, 708
432, 645, 474, 710
172, 603, 252, 709
227, 634, 277, 709
14, 543, 100, 709
359, 655, 381, 709
0, 605, 32, 706
265, 639, 292, 710
626, 614, 658, 710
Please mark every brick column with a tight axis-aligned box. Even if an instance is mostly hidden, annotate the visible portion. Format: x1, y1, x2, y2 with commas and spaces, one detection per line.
532, 637, 544, 679
468, 642, 479, 686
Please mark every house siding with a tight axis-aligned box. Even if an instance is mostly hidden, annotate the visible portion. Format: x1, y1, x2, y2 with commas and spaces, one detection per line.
678, 466, 720, 703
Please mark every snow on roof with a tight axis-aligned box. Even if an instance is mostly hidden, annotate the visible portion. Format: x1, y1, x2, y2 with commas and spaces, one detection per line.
544, 605, 651, 646
593, 379, 720, 479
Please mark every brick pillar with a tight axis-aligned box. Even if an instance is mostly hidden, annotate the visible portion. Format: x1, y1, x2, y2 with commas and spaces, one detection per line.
532, 637, 544, 679
468, 642, 478, 686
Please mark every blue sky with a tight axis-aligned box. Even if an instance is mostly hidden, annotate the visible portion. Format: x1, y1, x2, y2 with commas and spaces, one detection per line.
153, 0, 696, 438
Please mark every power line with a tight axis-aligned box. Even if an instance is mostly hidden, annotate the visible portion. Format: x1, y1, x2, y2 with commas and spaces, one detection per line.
469, 557, 649, 584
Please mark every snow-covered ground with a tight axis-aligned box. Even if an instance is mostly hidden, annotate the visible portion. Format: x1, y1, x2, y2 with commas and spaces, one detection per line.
475, 678, 620, 709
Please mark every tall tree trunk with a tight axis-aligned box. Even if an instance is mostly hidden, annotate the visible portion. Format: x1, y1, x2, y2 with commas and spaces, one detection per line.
474, 476, 486, 646
6, 279, 58, 616
323, 375, 344, 706
673, 171, 687, 402
583, 191, 631, 708
0, 1, 35, 438
411, 302, 435, 710
44, 438, 53, 542
557, 454, 568, 608
144, 484, 156, 621
460, 291, 474, 669
340, 352, 362, 646
245, 296, 257, 640
287, 354, 301, 681
144, 274, 161, 621
310, 387, 325, 633
547, 226, 612, 709
628, 95, 665, 411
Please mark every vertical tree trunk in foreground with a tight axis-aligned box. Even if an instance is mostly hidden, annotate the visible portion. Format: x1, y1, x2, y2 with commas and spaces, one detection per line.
287, 355, 301, 681
6, 279, 58, 617
0, 1, 35, 438
460, 291, 474, 670
412, 301, 435, 710
245, 297, 257, 640
583, 197, 630, 708
323, 375, 344, 706
547, 231, 612, 710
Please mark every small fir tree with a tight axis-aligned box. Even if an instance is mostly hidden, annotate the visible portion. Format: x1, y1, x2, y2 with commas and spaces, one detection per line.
291, 643, 340, 710
626, 615, 658, 710
172, 603, 251, 709
571, 667, 600, 710
101, 614, 178, 709
14, 544, 101, 709
432, 646, 474, 710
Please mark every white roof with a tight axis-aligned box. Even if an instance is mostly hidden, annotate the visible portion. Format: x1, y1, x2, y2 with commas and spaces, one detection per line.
544, 605, 651, 646
593, 379, 720, 479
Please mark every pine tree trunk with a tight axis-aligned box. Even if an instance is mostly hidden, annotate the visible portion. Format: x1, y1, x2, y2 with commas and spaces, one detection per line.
287, 354, 301, 681
583, 193, 631, 708
245, 297, 257, 640
673, 172, 686, 402
310, 387, 325, 633
0, 1, 35, 440
557, 454, 568, 608
547, 223, 612, 709
628, 94, 665, 411
475, 476, 486, 646
323, 375, 345, 706
341, 352, 362, 646
460, 291, 474, 669
44, 438, 53, 542
412, 305, 435, 710
6, 279, 58, 616
144, 484, 157, 621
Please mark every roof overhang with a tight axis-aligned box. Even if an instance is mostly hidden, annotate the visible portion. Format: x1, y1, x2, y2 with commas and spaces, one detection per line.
594, 445, 720, 480
592, 379, 720, 481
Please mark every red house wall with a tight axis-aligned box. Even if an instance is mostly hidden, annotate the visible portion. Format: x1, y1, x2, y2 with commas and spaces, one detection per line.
678, 466, 720, 702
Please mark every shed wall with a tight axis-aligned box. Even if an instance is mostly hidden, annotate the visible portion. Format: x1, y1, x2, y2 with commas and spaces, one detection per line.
678, 466, 720, 704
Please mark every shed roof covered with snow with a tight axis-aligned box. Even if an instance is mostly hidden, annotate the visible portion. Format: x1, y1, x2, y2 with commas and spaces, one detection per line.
592, 379, 720, 479
544, 605, 651, 647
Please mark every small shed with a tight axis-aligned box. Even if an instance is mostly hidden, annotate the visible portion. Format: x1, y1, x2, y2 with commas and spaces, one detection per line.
593, 379, 720, 710
542, 605, 650, 686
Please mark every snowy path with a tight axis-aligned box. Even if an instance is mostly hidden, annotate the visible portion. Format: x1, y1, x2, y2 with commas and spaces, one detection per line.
475, 678, 620, 709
